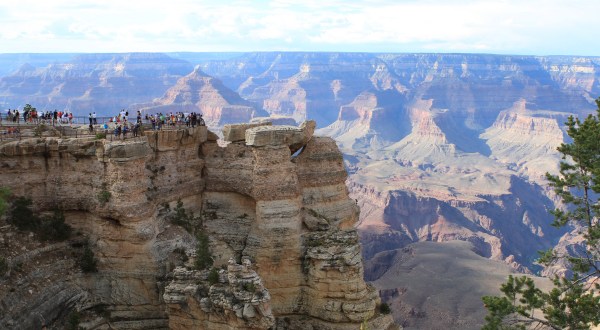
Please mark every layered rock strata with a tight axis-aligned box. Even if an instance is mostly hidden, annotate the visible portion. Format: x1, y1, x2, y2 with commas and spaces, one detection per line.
164, 258, 274, 329
1, 128, 207, 329
0, 123, 394, 329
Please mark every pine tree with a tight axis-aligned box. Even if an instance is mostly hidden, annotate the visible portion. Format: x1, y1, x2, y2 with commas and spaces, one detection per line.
482, 98, 600, 329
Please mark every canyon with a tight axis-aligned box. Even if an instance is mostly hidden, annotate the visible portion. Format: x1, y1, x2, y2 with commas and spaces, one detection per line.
1, 52, 600, 328
0, 123, 395, 329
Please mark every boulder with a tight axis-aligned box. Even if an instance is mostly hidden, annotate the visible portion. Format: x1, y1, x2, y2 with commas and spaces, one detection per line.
245, 120, 315, 152
251, 116, 297, 126
223, 122, 272, 143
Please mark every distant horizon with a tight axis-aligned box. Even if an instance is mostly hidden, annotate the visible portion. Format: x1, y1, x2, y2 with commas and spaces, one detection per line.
1, 51, 599, 58
2, 1, 599, 56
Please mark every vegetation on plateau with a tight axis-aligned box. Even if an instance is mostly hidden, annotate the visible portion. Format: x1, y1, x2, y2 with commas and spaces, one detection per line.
483, 98, 600, 329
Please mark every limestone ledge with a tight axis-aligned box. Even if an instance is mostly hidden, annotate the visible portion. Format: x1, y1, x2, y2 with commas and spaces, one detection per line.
245, 120, 315, 152
223, 122, 272, 142
0, 126, 208, 159
164, 258, 274, 329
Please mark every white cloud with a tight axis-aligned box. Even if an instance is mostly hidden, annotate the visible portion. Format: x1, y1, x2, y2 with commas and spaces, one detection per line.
0, 0, 599, 55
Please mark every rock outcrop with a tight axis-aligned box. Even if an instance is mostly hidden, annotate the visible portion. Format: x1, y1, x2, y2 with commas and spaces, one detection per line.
0, 123, 395, 329
164, 258, 274, 329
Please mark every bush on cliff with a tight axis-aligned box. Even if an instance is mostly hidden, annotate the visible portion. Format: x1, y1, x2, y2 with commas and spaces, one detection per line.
8, 197, 40, 231
8, 197, 72, 241
169, 199, 202, 234
195, 231, 213, 270
80, 242, 98, 273
171, 199, 192, 232
39, 208, 72, 241
0, 187, 10, 217
97, 189, 111, 206
207, 267, 219, 285
0, 257, 7, 276
380, 302, 391, 315
65, 310, 81, 330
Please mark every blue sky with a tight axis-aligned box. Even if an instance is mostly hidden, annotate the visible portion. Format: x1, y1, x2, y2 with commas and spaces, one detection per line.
1, 0, 599, 56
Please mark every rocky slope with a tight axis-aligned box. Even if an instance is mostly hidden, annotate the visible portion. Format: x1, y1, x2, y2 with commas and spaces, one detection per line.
367, 241, 552, 329
0, 124, 395, 329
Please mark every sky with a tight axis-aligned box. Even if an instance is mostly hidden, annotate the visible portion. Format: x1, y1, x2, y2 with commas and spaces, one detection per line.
0, 0, 599, 56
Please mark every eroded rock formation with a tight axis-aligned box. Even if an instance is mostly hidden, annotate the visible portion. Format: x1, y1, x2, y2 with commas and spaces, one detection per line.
0, 123, 395, 329
137, 67, 263, 128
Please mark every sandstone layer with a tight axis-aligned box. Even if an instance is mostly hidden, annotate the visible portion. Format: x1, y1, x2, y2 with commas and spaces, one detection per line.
0, 124, 395, 330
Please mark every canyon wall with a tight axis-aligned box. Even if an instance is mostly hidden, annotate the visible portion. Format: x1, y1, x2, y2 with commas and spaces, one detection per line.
0, 124, 395, 329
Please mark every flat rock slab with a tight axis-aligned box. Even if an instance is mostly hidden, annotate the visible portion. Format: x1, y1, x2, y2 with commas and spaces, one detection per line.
245, 126, 304, 148
251, 116, 297, 126
245, 121, 315, 150
223, 122, 272, 142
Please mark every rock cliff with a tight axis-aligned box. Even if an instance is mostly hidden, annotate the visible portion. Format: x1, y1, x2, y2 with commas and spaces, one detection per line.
0, 124, 395, 329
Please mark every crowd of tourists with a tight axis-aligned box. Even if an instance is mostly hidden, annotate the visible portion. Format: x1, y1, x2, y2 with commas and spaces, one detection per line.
2, 108, 75, 125
2, 106, 207, 140
91, 110, 206, 139
144, 111, 205, 130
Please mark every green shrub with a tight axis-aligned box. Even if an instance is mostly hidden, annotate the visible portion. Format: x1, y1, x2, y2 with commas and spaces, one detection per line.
39, 208, 72, 241
0, 257, 8, 276
8, 197, 71, 241
95, 132, 106, 140
0, 187, 10, 217
194, 231, 213, 270
171, 200, 191, 231
9, 197, 40, 231
242, 282, 256, 292
170, 199, 201, 234
207, 267, 219, 285
80, 243, 98, 273
65, 311, 81, 330
97, 190, 111, 205
380, 302, 391, 315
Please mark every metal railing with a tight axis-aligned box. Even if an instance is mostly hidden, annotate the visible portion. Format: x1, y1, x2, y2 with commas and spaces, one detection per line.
0, 114, 205, 142
0, 114, 136, 126
0, 114, 204, 127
